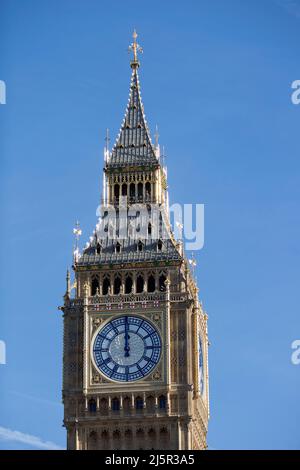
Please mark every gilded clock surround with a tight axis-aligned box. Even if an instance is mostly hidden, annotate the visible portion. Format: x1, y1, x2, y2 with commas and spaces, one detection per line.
89, 312, 166, 386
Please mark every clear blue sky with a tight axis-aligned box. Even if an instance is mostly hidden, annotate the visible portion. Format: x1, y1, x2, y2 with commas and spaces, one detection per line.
0, 0, 300, 450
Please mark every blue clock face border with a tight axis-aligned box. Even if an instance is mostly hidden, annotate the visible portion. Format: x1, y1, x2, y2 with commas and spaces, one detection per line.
93, 315, 162, 382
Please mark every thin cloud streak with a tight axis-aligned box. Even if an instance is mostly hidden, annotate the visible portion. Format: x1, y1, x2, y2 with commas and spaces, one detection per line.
0, 426, 64, 450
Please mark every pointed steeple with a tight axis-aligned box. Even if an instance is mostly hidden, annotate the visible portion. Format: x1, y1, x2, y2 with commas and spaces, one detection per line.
107, 31, 158, 168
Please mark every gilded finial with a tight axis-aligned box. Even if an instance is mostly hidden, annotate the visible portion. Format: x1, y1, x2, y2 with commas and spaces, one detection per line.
128, 29, 143, 68
73, 220, 82, 263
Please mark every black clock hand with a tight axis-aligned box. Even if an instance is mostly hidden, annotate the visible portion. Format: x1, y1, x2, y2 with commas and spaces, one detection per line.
124, 316, 130, 357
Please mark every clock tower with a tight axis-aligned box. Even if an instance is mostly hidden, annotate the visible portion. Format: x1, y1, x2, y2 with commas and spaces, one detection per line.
62, 31, 209, 450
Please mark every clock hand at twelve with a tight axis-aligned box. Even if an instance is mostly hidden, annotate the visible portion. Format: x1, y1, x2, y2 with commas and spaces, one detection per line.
124, 316, 130, 357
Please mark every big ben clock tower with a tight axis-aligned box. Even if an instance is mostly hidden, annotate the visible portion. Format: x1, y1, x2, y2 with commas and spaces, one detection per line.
62, 31, 209, 450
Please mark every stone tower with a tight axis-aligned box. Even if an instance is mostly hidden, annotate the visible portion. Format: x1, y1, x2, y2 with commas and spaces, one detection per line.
62, 32, 209, 450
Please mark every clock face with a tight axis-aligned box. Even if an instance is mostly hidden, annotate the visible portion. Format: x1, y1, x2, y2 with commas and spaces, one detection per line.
199, 336, 204, 395
93, 315, 162, 382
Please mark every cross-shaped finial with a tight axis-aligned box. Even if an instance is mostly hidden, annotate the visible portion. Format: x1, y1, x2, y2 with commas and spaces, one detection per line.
73, 221, 82, 240
72, 221, 82, 263
128, 29, 143, 68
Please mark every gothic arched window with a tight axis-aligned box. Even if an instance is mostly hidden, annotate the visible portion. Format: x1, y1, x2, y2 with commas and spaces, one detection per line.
135, 397, 144, 410
130, 183, 135, 199
112, 398, 120, 411
148, 223, 152, 236
125, 276, 133, 294
88, 430, 97, 450
159, 395, 167, 409
91, 278, 99, 296
124, 429, 132, 438
100, 430, 109, 450
136, 275, 144, 293
112, 430, 121, 450
88, 398, 97, 413
122, 183, 127, 196
147, 274, 156, 293
114, 276, 121, 295
136, 428, 145, 449
159, 274, 167, 292
102, 277, 110, 296
137, 240, 143, 252
137, 182, 143, 200
157, 239, 163, 251
148, 428, 156, 448
115, 242, 121, 253
114, 184, 120, 200
96, 243, 102, 254
145, 181, 151, 198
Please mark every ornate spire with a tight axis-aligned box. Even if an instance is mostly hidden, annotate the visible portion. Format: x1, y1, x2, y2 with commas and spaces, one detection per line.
128, 29, 143, 69
107, 32, 158, 168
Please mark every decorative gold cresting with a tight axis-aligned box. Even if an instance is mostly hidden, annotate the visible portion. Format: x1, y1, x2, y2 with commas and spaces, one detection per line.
128, 29, 143, 68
